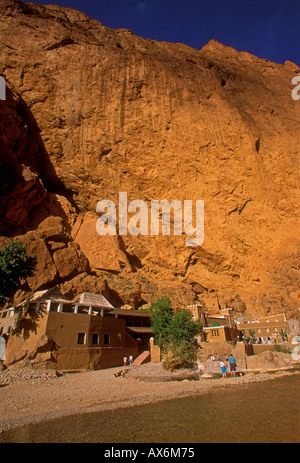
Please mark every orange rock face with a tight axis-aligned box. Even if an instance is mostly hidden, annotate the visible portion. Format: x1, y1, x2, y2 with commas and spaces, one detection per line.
0, 0, 299, 315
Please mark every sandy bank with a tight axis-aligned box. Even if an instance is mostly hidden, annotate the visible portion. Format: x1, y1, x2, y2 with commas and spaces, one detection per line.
0, 362, 299, 433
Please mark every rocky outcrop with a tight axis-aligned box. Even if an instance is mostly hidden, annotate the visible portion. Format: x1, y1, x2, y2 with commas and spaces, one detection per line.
5, 332, 57, 367
246, 350, 292, 371
0, 0, 299, 315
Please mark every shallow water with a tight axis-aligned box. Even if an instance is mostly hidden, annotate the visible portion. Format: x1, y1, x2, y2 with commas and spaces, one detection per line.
1, 374, 299, 443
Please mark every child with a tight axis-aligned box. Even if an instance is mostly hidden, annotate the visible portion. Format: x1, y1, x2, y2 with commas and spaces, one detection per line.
220, 360, 227, 378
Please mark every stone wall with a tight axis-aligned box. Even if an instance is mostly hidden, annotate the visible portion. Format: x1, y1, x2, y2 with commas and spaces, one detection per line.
53, 346, 139, 370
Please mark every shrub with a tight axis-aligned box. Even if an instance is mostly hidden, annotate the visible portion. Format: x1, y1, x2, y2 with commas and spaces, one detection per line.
274, 345, 291, 354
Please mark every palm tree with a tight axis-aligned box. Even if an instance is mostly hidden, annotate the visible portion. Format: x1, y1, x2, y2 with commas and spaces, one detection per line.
249, 329, 257, 344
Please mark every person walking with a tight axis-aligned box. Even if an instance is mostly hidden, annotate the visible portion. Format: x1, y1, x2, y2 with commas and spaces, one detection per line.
228, 353, 237, 377
123, 356, 127, 367
129, 355, 133, 366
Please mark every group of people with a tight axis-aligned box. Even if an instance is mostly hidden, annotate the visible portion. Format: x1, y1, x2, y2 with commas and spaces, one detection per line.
123, 355, 134, 367
210, 353, 237, 378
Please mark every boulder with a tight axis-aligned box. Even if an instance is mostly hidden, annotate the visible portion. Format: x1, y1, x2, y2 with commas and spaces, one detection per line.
74, 212, 131, 273
201, 373, 214, 379
31, 352, 54, 364
246, 350, 290, 370
52, 242, 89, 280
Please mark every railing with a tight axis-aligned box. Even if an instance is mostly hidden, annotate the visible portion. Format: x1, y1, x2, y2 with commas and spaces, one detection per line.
46, 300, 117, 317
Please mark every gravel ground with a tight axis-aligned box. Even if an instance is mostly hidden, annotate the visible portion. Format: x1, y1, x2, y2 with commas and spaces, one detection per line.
0, 363, 299, 433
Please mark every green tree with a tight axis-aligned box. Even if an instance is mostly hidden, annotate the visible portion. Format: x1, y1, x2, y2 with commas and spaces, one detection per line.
150, 297, 203, 370
168, 309, 202, 347
0, 240, 37, 303
149, 296, 173, 348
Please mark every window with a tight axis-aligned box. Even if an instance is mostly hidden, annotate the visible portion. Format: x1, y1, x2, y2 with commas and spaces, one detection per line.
49, 302, 59, 312
212, 330, 219, 337
104, 334, 110, 345
117, 333, 122, 342
78, 306, 89, 314
92, 333, 99, 345
62, 304, 75, 313
77, 333, 86, 345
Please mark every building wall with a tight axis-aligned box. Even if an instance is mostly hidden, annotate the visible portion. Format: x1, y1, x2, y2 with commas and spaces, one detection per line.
204, 326, 241, 343
205, 327, 227, 342
53, 345, 139, 370
287, 319, 300, 336
0, 307, 21, 335
252, 344, 277, 354
4, 308, 140, 369
185, 305, 233, 329
45, 311, 139, 369
46, 311, 130, 349
238, 319, 289, 340
149, 337, 161, 363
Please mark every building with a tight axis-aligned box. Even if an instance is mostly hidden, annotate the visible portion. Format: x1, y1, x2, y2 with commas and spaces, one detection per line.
287, 318, 300, 337
203, 324, 242, 343
116, 308, 152, 352
185, 304, 242, 343
236, 314, 290, 344
0, 287, 71, 337
0, 288, 153, 370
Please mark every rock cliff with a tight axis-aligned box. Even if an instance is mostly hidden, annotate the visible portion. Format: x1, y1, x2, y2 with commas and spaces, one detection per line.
0, 0, 299, 315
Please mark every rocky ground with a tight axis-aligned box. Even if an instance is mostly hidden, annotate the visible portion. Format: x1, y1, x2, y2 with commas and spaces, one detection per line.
0, 356, 299, 434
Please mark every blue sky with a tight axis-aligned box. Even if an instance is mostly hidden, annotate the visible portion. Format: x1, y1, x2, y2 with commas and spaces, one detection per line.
25, 0, 300, 65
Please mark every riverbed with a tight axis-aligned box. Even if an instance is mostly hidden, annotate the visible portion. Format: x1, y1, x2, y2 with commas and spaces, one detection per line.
0, 366, 299, 443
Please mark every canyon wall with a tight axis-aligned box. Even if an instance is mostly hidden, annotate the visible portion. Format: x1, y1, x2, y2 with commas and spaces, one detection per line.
0, 0, 299, 316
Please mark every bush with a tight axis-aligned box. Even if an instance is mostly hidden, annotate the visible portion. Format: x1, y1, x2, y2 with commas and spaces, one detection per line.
162, 341, 199, 371
274, 345, 291, 354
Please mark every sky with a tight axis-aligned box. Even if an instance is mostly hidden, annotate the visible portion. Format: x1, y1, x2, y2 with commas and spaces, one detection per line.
25, 0, 300, 65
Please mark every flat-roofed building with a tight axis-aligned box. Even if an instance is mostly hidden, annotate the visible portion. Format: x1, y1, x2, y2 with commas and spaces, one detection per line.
236, 313, 290, 344
0, 288, 152, 370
